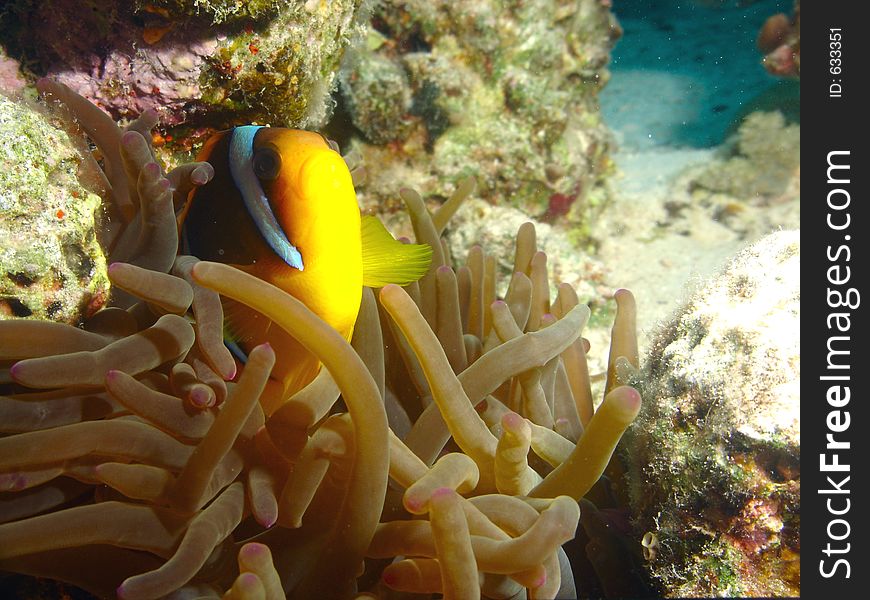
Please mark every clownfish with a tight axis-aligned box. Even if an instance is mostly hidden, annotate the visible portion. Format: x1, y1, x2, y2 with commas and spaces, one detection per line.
179, 126, 431, 398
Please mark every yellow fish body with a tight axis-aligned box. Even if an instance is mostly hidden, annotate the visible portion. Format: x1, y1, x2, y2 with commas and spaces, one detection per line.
180, 127, 430, 401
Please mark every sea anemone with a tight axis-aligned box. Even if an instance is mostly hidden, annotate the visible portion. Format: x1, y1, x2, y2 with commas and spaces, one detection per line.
0, 81, 641, 599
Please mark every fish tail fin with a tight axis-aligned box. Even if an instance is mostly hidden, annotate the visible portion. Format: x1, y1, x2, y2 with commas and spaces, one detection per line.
360, 215, 433, 287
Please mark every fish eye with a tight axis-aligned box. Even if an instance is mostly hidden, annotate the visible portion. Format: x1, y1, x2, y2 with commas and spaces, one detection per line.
252, 146, 282, 180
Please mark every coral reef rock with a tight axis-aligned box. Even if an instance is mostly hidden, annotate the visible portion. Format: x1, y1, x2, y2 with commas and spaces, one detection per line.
623, 230, 800, 597
0, 47, 26, 95
0, 0, 365, 137
0, 93, 108, 323
690, 110, 799, 202
340, 0, 620, 225
139, 0, 286, 24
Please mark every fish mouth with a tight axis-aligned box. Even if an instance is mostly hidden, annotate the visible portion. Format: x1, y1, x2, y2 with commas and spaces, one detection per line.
229, 125, 304, 271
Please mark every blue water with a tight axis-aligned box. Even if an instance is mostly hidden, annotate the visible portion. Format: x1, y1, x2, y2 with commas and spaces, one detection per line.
601, 0, 794, 149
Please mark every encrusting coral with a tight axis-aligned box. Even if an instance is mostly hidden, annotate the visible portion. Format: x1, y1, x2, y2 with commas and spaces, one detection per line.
1, 0, 366, 140
0, 81, 641, 599
622, 230, 799, 597
0, 92, 109, 324
337, 0, 620, 225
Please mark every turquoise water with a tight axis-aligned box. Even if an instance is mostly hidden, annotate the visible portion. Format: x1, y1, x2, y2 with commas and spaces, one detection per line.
601, 0, 795, 149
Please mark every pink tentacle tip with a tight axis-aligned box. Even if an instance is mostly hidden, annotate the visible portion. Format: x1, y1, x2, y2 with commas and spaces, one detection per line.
189, 388, 214, 408
116, 583, 129, 599
613, 288, 634, 304
533, 571, 548, 588
120, 130, 140, 146
237, 572, 260, 586
403, 494, 424, 513
191, 166, 213, 185
8, 362, 21, 381
501, 411, 524, 429
241, 542, 268, 558
430, 486, 455, 500
625, 386, 643, 410
105, 369, 120, 383
613, 385, 641, 408
252, 342, 274, 358
382, 569, 398, 586
605, 387, 642, 422
258, 513, 278, 529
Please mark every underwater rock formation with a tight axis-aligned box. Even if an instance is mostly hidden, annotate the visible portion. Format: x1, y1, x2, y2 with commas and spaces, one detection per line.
138, 0, 289, 24
0, 92, 108, 324
0, 0, 364, 136
338, 0, 620, 225
0, 82, 642, 599
0, 48, 25, 94
690, 110, 799, 203
624, 230, 800, 597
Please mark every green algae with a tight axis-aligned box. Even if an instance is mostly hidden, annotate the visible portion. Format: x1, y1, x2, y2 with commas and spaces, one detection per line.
137, 0, 281, 24
0, 94, 108, 323
196, 0, 365, 129
622, 231, 800, 597
341, 0, 620, 234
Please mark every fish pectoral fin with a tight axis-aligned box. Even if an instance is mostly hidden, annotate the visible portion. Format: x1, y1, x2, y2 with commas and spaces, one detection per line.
360, 215, 433, 287
222, 296, 272, 348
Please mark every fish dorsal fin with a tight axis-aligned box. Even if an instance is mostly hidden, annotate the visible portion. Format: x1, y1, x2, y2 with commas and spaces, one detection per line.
361, 215, 433, 287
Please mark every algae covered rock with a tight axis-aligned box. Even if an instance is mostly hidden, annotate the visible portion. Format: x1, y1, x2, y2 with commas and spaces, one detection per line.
0, 0, 365, 139
0, 47, 26, 95
0, 93, 108, 324
339, 49, 414, 145
691, 110, 799, 202
340, 0, 620, 227
136, 0, 283, 24
623, 230, 800, 597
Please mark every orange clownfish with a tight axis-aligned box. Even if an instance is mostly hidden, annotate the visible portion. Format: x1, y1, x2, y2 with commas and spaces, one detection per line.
179, 126, 431, 399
